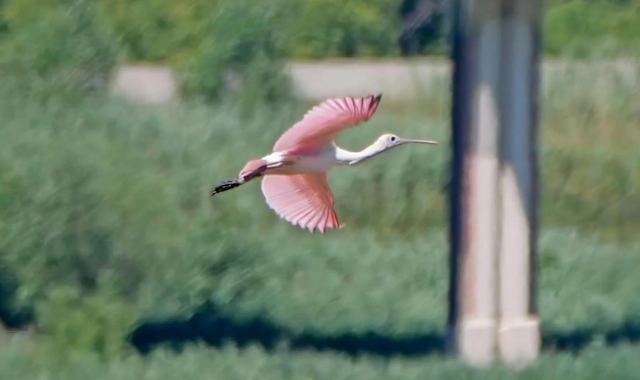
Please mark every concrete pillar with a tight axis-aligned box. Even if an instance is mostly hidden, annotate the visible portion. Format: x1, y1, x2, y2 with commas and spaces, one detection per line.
497, 0, 541, 367
449, 0, 541, 368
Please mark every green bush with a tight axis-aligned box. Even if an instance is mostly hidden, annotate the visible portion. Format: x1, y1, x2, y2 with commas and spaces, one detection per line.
36, 286, 135, 359
98, 0, 640, 62
286, 0, 401, 58
100, 0, 403, 63
181, 0, 291, 104
101, 0, 214, 64
544, 0, 640, 57
0, 94, 277, 343
0, 0, 119, 95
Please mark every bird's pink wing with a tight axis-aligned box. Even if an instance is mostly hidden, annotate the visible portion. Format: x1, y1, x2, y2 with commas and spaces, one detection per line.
261, 173, 340, 233
273, 94, 382, 152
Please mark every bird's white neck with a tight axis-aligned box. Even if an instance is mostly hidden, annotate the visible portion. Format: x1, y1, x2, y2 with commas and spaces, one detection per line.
335, 142, 385, 166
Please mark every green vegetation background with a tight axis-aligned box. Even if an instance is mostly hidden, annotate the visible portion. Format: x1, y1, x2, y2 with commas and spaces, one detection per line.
0, 0, 639, 378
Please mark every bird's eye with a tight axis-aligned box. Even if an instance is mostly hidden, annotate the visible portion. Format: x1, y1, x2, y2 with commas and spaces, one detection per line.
389, 135, 397, 143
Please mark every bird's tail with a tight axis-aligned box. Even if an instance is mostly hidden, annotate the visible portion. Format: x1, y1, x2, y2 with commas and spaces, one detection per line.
211, 178, 243, 196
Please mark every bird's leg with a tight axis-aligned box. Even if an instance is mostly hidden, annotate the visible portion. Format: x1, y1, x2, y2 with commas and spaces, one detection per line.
211, 159, 271, 197
211, 178, 243, 196
211, 154, 297, 197
266, 161, 289, 170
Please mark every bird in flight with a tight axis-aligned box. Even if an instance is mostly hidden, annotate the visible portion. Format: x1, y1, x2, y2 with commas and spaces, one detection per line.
211, 94, 437, 233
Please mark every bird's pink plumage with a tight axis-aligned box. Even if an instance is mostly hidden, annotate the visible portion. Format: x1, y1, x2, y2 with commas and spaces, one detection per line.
238, 159, 267, 180
261, 173, 340, 233
273, 94, 381, 152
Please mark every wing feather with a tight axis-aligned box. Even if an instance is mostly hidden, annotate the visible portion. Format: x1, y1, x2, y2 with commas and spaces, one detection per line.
261, 173, 340, 233
273, 94, 382, 152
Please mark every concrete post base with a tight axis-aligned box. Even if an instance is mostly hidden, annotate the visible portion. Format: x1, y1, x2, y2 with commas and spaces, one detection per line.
498, 317, 541, 368
456, 318, 498, 367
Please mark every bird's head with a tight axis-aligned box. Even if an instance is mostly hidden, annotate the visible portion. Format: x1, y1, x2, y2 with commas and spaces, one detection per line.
376, 133, 438, 150
347, 133, 438, 165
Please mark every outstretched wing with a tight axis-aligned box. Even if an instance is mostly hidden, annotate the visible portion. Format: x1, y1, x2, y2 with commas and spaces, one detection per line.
261, 173, 340, 233
273, 94, 382, 152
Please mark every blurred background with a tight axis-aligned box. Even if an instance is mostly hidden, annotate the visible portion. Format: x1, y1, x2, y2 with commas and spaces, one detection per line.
0, 0, 639, 378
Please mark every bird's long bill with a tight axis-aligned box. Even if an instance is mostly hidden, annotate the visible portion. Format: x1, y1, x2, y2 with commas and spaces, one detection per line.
399, 138, 438, 145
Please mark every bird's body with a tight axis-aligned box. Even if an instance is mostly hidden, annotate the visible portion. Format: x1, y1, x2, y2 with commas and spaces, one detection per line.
260, 145, 339, 175
212, 94, 437, 233
259, 144, 377, 175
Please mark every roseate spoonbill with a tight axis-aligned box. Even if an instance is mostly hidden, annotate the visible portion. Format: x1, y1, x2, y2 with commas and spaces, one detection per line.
211, 94, 437, 232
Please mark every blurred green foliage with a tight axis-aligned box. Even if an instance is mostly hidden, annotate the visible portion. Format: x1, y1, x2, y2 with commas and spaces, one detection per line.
36, 286, 135, 359
4, 0, 636, 81
1, 0, 639, 101
101, 0, 640, 60
93, 0, 640, 60
286, 0, 401, 58
0, 0, 119, 95
101, 0, 214, 63
545, 0, 640, 57
101, 0, 402, 62
180, 0, 291, 104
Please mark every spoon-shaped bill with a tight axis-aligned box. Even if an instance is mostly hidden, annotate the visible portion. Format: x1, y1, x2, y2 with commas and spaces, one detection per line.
399, 138, 438, 145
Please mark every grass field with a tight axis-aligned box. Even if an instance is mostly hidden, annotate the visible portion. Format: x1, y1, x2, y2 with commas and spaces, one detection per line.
0, 62, 639, 379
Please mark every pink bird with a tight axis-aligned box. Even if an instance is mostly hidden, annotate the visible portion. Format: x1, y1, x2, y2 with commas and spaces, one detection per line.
211, 94, 437, 233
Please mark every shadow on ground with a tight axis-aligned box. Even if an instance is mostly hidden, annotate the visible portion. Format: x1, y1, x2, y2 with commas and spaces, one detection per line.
543, 322, 640, 353
0, 265, 33, 330
129, 302, 640, 357
129, 302, 445, 356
